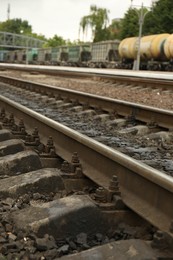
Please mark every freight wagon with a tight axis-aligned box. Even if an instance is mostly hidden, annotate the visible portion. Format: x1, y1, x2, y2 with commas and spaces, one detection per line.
37, 48, 52, 65
118, 33, 173, 70
0, 50, 8, 62
5, 50, 18, 63
2, 33, 173, 71
51, 46, 68, 65
68, 44, 91, 67
90, 40, 120, 68
26, 48, 38, 64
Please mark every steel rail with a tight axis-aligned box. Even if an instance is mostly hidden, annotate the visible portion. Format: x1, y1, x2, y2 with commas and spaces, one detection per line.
0, 75, 173, 129
0, 63, 173, 82
0, 95, 173, 237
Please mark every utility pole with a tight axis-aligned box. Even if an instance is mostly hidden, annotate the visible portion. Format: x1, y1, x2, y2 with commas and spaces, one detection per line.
131, 1, 152, 70
7, 3, 10, 20
136, 3, 145, 71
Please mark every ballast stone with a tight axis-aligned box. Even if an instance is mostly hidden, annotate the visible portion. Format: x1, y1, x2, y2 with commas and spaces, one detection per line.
108, 118, 127, 127
0, 168, 64, 198
0, 150, 42, 176
118, 125, 150, 135
147, 131, 173, 142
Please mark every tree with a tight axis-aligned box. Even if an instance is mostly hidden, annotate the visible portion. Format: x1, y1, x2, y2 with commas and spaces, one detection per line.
108, 19, 123, 40
0, 18, 32, 35
119, 0, 173, 39
44, 35, 66, 47
80, 5, 110, 42
120, 7, 150, 39
144, 0, 173, 34
30, 33, 47, 42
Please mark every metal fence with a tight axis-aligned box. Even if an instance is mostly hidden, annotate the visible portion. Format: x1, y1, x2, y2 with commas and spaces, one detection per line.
0, 31, 46, 48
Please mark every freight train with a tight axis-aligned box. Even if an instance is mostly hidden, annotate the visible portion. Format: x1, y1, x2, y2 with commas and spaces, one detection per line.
1, 33, 173, 71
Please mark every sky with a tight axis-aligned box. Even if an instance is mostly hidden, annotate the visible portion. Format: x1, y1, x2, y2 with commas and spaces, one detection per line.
0, 0, 154, 41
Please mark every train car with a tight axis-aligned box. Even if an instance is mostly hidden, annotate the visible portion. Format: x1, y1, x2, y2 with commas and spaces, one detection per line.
0, 50, 8, 62
139, 33, 170, 70
5, 50, 18, 63
118, 33, 170, 70
60, 46, 69, 64
26, 48, 38, 64
37, 48, 52, 65
51, 46, 68, 65
67, 44, 91, 66
3, 32, 173, 71
118, 37, 138, 69
51, 47, 61, 65
90, 40, 120, 68
163, 34, 173, 71
16, 49, 26, 64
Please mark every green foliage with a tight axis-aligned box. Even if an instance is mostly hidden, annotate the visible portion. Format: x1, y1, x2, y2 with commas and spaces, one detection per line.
30, 33, 47, 41
0, 18, 47, 43
0, 18, 32, 34
45, 36, 87, 47
120, 0, 173, 39
44, 35, 66, 47
0, 17, 85, 47
144, 0, 173, 34
120, 7, 150, 39
108, 19, 123, 40
65, 39, 87, 46
80, 5, 110, 42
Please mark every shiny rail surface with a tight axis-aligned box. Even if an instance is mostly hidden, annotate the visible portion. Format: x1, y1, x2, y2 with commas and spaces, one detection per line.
1, 95, 173, 239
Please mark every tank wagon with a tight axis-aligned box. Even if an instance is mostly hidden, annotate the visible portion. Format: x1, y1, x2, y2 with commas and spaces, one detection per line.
118, 37, 138, 69
2, 33, 173, 71
118, 33, 173, 70
163, 34, 173, 70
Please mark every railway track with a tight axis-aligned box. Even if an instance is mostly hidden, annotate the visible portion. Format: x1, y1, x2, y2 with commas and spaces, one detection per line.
0, 110, 170, 259
1, 64, 173, 91
0, 74, 173, 258
1, 66, 173, 112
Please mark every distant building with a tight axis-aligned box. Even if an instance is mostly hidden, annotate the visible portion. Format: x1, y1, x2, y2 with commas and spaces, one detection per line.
152, 0, 158, 5
112, 18, 122, 23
